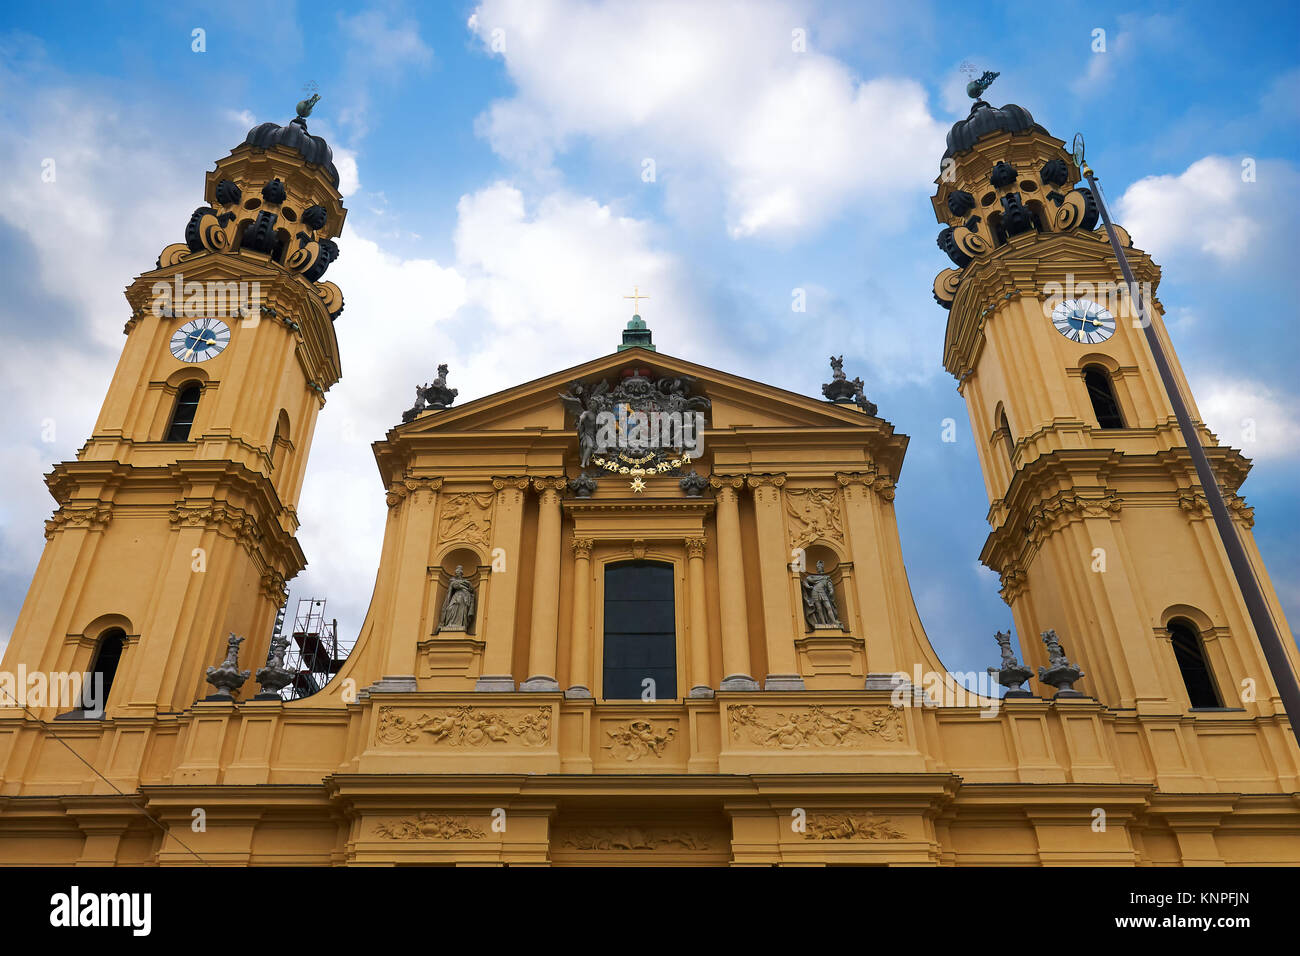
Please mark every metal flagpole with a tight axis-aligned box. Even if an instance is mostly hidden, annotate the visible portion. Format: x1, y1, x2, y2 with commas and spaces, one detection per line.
1072, 133, 1300, 740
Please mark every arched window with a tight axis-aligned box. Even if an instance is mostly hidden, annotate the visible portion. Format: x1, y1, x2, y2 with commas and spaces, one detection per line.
998, 408, 1015, 464
1083, 366, 1125, 429
271, 409, 291, 473
1168, 619, 1222, 708
165, 383, 202, 442
59, 628, 125, 719
603, 560, 676, 700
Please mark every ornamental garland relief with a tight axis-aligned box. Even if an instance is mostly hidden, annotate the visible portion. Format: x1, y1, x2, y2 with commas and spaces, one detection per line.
43, 504, 113, 539
728, 704, 904, 750
167, 504, 260, 551
1021, 491, 1122, 545
784, 488, 845, 549
804, 813, 905, 841
376, 705, 550, 747
373, 813, 486, 841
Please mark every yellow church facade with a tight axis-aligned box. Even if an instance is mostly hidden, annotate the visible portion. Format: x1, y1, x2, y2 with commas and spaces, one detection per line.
1, 93, 1298, 866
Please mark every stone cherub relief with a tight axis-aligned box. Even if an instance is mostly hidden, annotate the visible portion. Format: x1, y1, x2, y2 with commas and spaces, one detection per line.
801, 560, 842, 629
603, 720, 677, 761
435, 565, 477, 633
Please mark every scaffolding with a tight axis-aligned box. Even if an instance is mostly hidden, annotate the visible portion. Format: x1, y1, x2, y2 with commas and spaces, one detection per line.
276, 597, 355, 700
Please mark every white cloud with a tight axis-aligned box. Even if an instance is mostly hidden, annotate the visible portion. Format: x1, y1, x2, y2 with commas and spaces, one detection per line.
334, 9, 435, 141
1069, 15, 1178, 97
332, 146, 362, 197
340, 9, 434, 73
256, 183, 709, 636
468, 0, 945, 238
1196, 377, 1300, 462
1115, 155, 1297, 266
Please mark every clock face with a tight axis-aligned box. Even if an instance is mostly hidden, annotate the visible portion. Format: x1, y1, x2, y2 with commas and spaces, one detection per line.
170, 319, 230, 363
1052, 299, 1115, 345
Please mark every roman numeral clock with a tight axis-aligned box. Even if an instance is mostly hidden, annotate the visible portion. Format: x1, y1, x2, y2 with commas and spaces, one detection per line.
1050, 298, 1115, 345
169, 318, 231, 363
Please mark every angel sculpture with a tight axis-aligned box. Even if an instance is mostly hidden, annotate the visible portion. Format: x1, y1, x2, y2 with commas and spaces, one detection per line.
559, 379, 611, 467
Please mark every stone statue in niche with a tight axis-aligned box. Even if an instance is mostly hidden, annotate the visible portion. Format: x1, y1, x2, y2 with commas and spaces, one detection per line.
801, 560, 842, 629
436, 565, 477, 633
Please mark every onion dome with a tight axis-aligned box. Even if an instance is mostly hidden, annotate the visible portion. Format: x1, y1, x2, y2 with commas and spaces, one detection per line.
943, 100, 1048, 160
243, 115, 339, 186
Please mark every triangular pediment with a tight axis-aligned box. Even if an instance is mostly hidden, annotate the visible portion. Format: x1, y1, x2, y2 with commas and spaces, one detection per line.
394, 348, 886, 433
375, 348, 908, 486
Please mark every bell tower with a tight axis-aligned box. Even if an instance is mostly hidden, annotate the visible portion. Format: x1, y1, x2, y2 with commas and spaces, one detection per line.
2, 100, 346, 716
932, 77, 1299, 719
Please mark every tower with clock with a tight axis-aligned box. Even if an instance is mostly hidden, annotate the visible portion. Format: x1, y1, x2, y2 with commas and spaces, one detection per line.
932, 86, 1299, 732
1, 106, 347, 716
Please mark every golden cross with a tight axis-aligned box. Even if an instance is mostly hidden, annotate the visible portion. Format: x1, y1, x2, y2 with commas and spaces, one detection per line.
623, 286, 650, 313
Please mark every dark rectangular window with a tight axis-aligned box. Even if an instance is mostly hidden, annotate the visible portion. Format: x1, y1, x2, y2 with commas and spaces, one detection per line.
603, 561, 676, 700
166, 384, 202, 442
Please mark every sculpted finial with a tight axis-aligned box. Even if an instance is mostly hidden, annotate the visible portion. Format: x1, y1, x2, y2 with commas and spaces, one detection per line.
296, 93, 321, 124
966, 70, 999, 100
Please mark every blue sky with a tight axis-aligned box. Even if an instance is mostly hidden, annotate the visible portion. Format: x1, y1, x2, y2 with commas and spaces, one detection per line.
0, 0, 1296, 676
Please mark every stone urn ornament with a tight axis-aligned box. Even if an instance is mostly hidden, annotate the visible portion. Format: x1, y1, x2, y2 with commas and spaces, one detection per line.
679, 470, 708, 497
253, 632, 296, 700
205, 633, 251, 701
402, 363, 460, 422
821, 356, 877, 415
987, 630, 1033, 697
570, 472, 598, 498
1037, 629, 1086, 697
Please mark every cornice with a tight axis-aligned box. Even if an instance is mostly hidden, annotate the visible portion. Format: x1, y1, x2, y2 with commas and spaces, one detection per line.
941, 231, 1164, 381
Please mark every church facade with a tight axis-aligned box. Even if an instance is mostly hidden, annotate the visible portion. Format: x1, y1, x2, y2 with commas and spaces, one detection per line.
1, 93, 1298, 866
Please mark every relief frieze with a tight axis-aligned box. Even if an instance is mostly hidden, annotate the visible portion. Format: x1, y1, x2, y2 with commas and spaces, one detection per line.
728, 704, 903, 749
602, 720, 676, 761
804, 813, 905, 841
374, 813, 486, 840
556, 827, 716, 851
376, 705, 550, 747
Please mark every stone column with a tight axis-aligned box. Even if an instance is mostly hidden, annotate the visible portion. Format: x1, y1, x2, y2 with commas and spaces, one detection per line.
522, 477, 566, 692
374, 476, 442, 693
710, 476, 758, 691
476, 477, 529, 691
836, 471, 902, 688
685, 535, 713, 698
566, 536, 594, 698
747, 474, 804, 690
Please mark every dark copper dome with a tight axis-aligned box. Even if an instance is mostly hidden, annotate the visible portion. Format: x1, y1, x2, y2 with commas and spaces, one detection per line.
942, 101, 1048, 159
244, 117, 340, 186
